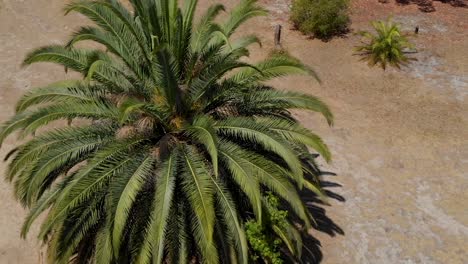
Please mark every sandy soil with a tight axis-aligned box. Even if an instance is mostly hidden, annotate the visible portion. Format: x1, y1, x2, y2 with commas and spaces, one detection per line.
0, 0, 467, 263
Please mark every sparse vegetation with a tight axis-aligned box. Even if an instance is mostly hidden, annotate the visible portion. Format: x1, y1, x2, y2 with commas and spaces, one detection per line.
355, 19, 415, 70
291, 0, 350, 40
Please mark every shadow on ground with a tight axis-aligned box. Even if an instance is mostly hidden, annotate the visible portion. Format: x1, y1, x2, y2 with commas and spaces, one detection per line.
284, 171, 345, 264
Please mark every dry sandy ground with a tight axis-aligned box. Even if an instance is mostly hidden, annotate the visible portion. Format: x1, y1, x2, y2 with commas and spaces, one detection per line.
0, 0, 467, 263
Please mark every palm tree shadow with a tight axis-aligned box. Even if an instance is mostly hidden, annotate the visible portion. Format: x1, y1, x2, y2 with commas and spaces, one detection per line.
297, 171, 345, 264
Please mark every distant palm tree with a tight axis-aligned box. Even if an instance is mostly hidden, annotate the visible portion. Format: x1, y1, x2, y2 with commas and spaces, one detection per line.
356, 19, 415, 70
0, 0, 333, 263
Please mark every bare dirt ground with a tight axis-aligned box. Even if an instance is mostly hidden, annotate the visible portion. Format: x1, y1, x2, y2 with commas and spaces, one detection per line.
0, 0, 467, 263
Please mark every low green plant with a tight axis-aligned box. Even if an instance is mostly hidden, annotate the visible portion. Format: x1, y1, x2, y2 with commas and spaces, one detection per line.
246, 221, 283, 264
246, 193, 292, 264
291, 0, 350, 40
355, 19, 416, 70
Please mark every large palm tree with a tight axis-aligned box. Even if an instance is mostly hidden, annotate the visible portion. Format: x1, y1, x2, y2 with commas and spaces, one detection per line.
0, 0, 333, 263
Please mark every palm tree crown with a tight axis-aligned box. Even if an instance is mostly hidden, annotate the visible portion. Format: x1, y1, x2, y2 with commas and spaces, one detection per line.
0, 0, 333, 263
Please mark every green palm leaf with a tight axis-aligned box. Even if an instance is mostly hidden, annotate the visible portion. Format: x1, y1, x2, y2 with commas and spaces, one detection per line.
219, 141, 262, 221
186, 115, 219, 176
242, 89, 334, 125
20, 102, 118, 137
21, 175, 73, 238
228, 144, 311, 228
136, 149, 178, 264
209, 174, 248, 263
15, 80, 102, 113
215, 117, 304, 179
112, 155, 155, 257
39, 138, 145, 239
256, 117, 331, 162
18, 134, 112, 206
182, 146, 218, 263
231, 52, 319, 84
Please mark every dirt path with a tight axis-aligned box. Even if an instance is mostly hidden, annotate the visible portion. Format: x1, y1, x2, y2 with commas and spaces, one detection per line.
0, 0, 467, 263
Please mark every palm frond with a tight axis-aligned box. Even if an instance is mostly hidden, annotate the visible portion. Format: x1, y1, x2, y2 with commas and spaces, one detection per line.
209, 174, 248, 263
244, 89, 334, 125
226, 35, 261, 54
65, 0, 145, 63
16, 133, 112, 206
19, 101, 119, 137
231, 52, 320, 84
185, 115, 219, 176
95, 225, 114, 263
112, 155, 155, 257
224, 143, 311, 228
53, 194, 105, 263
15, 80, 104, 113
182, 145, 218, 263
67, 26, 145, 79
39, 138, 145, 240
0, 112, 35, 147
222, 0, 267, 37
215, 117, 304, 179
7, 125, 114, 182
23, 45, 95, 72
136, 148, 179, 264
21, 174, 74, 238
218, 141, 262, 220
256, 117, 331, 162
23, 45, 133, 90
190, 3, 225, 54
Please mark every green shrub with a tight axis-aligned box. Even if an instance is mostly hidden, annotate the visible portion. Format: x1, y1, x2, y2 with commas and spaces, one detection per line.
291, 0, 350, 40
355, 19, 415, 69
246, 193, 289, 264
245, 221, 283, 264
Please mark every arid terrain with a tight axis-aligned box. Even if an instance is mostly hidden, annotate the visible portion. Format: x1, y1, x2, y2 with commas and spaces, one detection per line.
0, 0, 467, 263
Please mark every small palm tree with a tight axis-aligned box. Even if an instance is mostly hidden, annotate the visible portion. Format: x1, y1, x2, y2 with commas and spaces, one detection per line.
0, 0, 333, 263
356, 19, 415, 69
